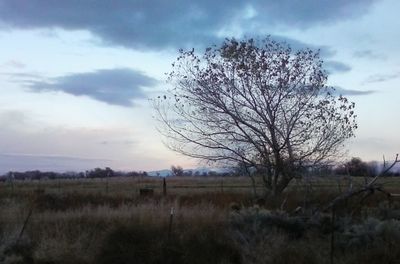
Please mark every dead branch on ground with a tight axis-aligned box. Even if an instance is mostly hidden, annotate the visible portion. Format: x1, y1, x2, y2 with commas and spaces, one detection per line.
319, 154, 399, 213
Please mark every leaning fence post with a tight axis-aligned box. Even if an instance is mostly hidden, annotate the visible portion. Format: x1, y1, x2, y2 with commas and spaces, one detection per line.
16, 192, 38, 245
17, 208, 33, 245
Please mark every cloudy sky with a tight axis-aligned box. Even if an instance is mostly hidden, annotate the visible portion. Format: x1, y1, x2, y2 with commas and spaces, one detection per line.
0, 0, 399, 173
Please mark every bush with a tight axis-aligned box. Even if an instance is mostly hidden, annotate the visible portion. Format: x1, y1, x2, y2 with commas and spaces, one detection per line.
1, 238, 34, 264
267, 242, 321, 264
95, 224, 171, 264
95, 223, 241, 264
180, 225, 241, 264
230, 207, 306, 239
337, 218, 400, 263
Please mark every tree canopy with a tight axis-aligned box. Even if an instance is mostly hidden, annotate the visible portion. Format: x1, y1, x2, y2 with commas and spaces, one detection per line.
154, 37, 357, 195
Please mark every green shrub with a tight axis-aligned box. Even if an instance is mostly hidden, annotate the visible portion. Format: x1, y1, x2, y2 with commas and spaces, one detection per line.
230, 207, 306, 238
337, 218, 400, 263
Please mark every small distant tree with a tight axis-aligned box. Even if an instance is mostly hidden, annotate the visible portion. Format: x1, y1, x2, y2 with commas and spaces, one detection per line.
336, 157, 377, 177
154, 37, 357, 196
183, 170, 193, 177
87, 167, 114, 178
171, 165, 184, 177
347, 157, 368, 176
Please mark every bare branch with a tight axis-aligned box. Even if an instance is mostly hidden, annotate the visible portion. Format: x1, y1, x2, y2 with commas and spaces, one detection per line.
321, 153, 399, 213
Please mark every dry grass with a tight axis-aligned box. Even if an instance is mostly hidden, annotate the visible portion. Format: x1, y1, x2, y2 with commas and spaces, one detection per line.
1, 175, 400, 263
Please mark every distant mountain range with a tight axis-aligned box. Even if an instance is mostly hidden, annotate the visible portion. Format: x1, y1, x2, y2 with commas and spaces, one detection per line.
147, 167, 233, 177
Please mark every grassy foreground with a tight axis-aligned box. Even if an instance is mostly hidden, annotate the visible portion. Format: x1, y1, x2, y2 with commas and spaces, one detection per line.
1, 176, 400, 263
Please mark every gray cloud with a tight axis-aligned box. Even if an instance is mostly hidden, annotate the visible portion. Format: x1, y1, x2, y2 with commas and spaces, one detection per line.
100, 140, 136, 146
1, 71, 45, 85
353, 50, 386, 60
0, 153, 112, 173
0, 110, 135, 172
324, 60, 352, 74
28, 68, 157, 106
1, 60, 26, 69
331, 86, 375, 96
363, 72, 400, 84
0, 0, 378, 51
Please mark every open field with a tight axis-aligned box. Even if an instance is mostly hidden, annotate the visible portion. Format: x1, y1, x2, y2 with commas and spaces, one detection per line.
2, 175, 400, 196
1, 175, 400, 263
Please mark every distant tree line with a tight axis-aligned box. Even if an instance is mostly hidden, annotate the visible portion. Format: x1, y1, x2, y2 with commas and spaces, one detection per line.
0, 167, 148, 182
0, 158, 398, 182
170, 165, 235, 177
334, 158, 377, 177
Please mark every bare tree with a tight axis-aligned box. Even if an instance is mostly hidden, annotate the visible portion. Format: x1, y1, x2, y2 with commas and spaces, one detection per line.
154, 38, 357, 196
171, 165, 184, 177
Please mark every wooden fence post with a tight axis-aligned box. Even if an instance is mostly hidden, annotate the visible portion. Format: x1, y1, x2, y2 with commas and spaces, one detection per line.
163, 177, 167, 196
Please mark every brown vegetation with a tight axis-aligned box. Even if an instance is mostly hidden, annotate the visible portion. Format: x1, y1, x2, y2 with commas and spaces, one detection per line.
1, 175, 400, 263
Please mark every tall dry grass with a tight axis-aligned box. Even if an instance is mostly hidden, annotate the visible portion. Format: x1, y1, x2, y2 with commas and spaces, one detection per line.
1, 175, 400, 263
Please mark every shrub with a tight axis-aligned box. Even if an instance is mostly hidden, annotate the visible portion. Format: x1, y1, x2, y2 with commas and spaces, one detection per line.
95, 223, 241, 264
1, 238, 34, 264
95, 224, 176, 264
267, 242, 321, 264
180, 225, 241, 264
337, 218, 400, 263
230, 207, 306, 239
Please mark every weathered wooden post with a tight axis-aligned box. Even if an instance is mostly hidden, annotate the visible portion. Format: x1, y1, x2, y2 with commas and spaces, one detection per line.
163, 177, 167, 196
17, 208, 33, 245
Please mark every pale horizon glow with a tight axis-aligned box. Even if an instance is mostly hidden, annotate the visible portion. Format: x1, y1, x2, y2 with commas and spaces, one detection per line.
0, 0, 399, 173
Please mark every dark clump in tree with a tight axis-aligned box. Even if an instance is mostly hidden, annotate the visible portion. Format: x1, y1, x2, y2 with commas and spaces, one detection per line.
154, 37, 357, 196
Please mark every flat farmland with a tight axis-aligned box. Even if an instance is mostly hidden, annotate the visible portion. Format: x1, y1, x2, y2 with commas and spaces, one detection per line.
2, 175, 400, 197
1, 175, 400, 263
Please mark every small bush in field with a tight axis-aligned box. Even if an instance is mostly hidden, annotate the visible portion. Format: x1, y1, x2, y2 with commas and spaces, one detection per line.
180, 225, 241, 264
375, 201, 400, 220
336, 218, 400, 263
1, 238, 34, 264
230, 207, 306, 239
343, 218, 400, 248
267, 242, 320, 264
95, 224, 172, 264
95, 223, 241, 264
